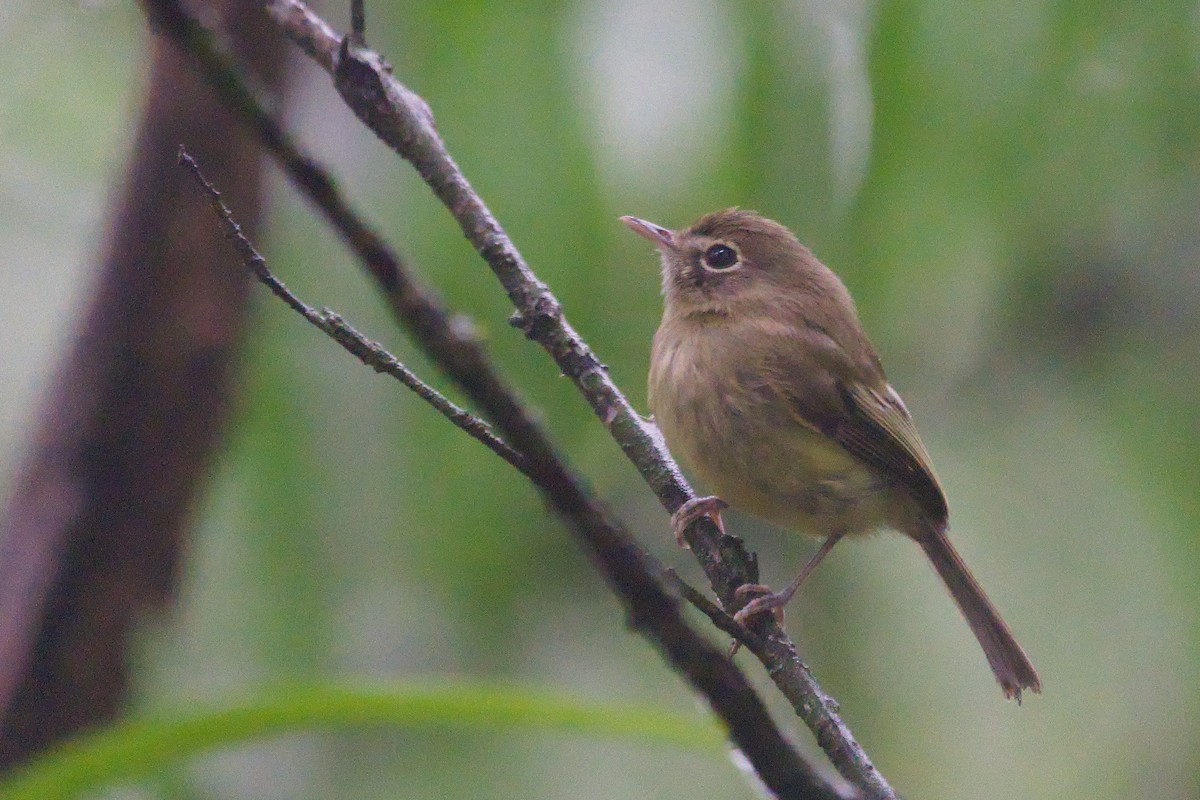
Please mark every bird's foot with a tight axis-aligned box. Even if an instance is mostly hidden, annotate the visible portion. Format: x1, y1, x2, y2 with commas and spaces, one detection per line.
670, 495, 728, 548
724, 583, 787, 657
732, 583, 788, 627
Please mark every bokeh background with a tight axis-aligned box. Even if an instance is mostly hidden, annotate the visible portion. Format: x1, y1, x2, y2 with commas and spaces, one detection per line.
3, 0, 1198, 798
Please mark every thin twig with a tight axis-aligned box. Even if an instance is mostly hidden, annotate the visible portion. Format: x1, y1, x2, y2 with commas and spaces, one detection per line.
349, 0, 364, 45
178, 147, 528, 475
262, 3, 897, 798
144, 5, 843, 797
144, 0, 542, 470
663, 569, 764, 651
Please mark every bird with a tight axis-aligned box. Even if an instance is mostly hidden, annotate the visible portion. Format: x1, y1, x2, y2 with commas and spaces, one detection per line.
622, 208, 1041, 700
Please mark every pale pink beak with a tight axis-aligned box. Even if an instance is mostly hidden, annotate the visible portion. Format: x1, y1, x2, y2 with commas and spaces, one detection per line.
619, 215, 676, 251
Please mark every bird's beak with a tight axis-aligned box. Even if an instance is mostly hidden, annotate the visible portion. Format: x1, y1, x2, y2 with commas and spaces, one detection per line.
619, 216, 676, 251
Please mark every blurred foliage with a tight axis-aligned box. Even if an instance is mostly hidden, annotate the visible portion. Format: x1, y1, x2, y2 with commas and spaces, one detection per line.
2, 0, 1199, 798
0, 681, 721, 800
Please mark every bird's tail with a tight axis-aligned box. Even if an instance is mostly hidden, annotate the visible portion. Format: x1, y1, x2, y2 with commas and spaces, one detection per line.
918, 526, 1042, 701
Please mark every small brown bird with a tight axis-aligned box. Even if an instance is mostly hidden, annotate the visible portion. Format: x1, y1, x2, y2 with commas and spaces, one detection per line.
622, 209, 1041, 700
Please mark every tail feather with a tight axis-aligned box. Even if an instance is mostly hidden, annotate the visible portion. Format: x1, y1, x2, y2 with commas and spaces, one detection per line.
917, 528, 1041, 701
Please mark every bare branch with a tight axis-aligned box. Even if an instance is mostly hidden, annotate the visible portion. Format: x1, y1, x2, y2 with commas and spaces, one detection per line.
142, 5, 845, 797
178, 147, 528, 475
264, 3, 897, 797
349, 0, 364, 45
141, 0, 559, 499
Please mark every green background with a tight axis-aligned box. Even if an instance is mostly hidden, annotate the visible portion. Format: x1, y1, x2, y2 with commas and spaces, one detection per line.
2, 0, 1197, 797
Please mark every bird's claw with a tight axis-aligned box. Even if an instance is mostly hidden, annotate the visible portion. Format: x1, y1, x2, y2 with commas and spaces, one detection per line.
725, 583, 785, 658
669, 495, 728, 548
732, 583, 787, 627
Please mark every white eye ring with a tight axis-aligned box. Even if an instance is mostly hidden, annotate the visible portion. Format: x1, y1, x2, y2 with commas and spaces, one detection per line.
702, 243, 740, 270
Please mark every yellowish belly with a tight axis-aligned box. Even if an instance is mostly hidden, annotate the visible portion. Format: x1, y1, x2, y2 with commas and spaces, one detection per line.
649, 323, 892, 538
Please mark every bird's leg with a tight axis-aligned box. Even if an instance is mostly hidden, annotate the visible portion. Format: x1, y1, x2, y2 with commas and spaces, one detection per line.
733, 531, 846, 627
670, 496, 728, 548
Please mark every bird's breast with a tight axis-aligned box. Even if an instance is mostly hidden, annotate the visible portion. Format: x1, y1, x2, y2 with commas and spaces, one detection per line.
649, 318, 891, 537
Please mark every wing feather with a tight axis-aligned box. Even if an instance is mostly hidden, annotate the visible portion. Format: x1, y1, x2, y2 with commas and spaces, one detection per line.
763, 327, 948, 524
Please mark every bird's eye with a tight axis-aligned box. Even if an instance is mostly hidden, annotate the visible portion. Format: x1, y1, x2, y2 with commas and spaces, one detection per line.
703, 244, 739, 270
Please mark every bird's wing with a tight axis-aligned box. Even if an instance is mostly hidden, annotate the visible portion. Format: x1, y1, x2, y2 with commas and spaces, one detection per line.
762, 325, 948, 525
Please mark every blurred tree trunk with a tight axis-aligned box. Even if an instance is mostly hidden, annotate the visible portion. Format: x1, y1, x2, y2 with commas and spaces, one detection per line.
0, 0, 287, 767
